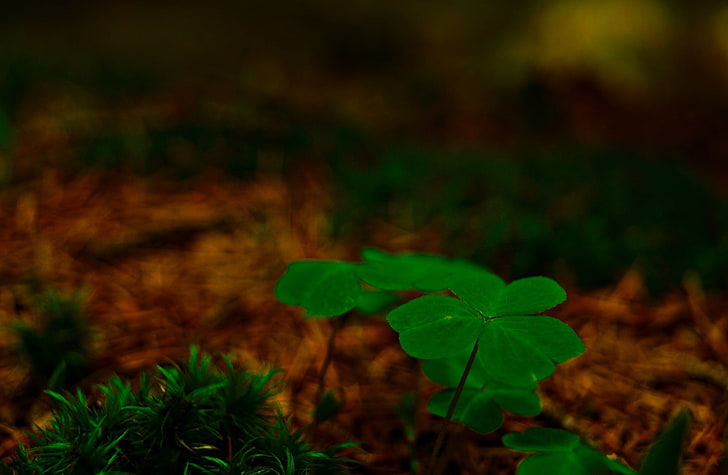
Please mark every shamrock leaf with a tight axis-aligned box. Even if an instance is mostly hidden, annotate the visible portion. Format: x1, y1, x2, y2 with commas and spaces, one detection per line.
447, 272, 582, 386
386, 268, 583, 386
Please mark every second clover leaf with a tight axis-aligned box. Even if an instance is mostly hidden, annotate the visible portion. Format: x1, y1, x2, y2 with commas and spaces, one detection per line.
428, 390, 504, 434
275, 261, 362, 317
493, 276, 567, 316
424, 354, 541, 434
478, 316, 585, 387
449, 273, 566, 317
503, 427, 637, 475
357, 247, 489, 292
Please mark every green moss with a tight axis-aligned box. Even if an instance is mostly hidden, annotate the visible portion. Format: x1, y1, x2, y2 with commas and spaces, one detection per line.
1, 346, 356, 475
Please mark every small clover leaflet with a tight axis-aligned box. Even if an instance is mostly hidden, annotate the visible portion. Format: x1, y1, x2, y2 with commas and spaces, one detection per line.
356, 247, 487, 292
423, 352, 541, 434
478, 315, 584, 387
387, 269, 584, 387
354, 289, 400, 314
275, 261, 361, 317
387, 295, 483, 360
503, 427, 637, 475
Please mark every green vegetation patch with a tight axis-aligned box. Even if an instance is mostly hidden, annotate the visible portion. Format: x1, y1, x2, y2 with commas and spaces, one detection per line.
1, 346, 355, 475
327, 144, 728, 294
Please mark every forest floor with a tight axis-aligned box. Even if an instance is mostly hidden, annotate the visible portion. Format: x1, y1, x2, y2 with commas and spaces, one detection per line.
1, 6, 728, 468
0, 165, 725, 474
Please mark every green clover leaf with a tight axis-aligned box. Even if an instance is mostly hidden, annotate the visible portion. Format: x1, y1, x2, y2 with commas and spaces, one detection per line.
451, 272, 581, 386
422, 347, 491, 389
503, 428, 637, 475
354, 289, 400, 314
478, 315, 584, 387
275, 261, 362, 317
449, 272, 566, 317
446, 269, 506, 315
504, 427, 581, 452
388, 269, 584, 386
428, 389, 503, 434
387, 295, 483, 359
424, 352, 541, 433
493, 276, 568, 316
357, 247, 487, 292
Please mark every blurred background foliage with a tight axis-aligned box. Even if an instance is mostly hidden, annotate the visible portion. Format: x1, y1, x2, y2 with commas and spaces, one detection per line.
0, 0, 726, 294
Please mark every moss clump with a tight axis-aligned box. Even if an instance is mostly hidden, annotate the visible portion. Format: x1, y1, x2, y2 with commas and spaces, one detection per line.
1, 346, 356, 475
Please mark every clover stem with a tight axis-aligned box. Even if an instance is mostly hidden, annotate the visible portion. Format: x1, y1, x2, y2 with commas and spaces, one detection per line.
427, 339, 480, 475
310, 312, 348, 441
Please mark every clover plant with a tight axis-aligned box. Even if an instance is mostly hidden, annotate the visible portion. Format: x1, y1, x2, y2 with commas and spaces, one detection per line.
275, 248, 704, 474
387, 270, 583, 386
384, 262, 584, 472
275, 260, 360, 439
274, 249, 487, 438
276, 248, 588, 472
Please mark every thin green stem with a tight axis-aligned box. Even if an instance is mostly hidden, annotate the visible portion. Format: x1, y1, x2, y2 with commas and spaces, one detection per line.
310, 312, 347, 441
427, 339, 479, 475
